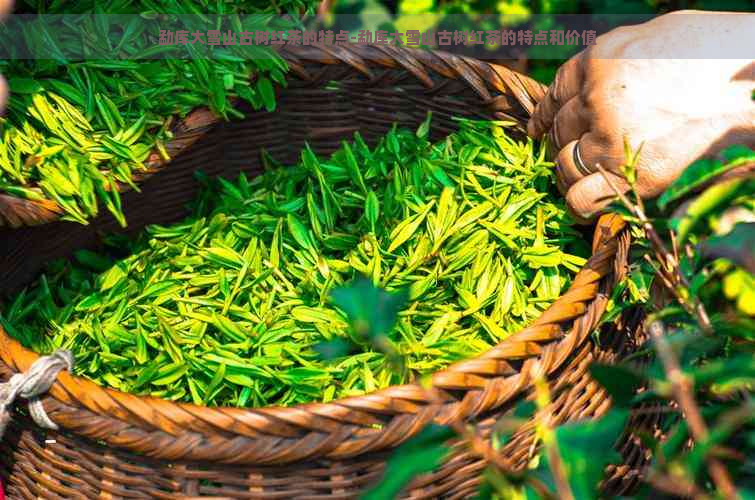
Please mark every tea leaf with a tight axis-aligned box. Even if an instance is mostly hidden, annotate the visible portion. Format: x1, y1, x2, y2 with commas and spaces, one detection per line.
7, 119, 584, 409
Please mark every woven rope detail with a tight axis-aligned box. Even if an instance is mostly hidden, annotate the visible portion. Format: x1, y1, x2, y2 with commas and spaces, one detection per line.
0, 350, 73, 438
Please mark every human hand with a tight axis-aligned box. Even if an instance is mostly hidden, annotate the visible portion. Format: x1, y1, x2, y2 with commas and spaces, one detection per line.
0, 0, 13, 113
528, 10, 755, 221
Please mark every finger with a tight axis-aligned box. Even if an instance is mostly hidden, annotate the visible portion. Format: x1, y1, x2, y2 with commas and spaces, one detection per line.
554, 140, 586, 189
555, 169, 568, 196
0, 0, 12, 19
575, 130, 625, 176
546, 96, 590, 159
0, 75, 7, 115
528, 56, 583, 138
554, 128, 606, 191
551, 96, 590, 150
527, 52, 585, 139
566, 203, 592, 226
565, 170, 631, 220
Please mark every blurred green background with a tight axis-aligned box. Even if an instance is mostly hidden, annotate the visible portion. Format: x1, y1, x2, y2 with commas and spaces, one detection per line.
317, 0, 754, 83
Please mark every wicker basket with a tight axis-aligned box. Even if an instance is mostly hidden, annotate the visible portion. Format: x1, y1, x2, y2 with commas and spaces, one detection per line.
0, 43, 650, 499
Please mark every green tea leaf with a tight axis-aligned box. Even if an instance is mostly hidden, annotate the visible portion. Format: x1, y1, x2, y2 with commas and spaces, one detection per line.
365, 190, 379, 234
701, 222, 755, 274
331, 276, 408, 342
588, 363, 645, 407
658, 145, 755, 210
286, 213, 313, 250
555, 409, 629, 500
257, 77, 276, 112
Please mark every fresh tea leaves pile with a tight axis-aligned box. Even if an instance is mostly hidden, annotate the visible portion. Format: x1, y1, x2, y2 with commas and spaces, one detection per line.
0, 0, 318, 225
1, 119, 589, 408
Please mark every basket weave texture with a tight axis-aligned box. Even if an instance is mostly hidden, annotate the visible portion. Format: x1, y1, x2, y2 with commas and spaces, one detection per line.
0, 43, 650, 499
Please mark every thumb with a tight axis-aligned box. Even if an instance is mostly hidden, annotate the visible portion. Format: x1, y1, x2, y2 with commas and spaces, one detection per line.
565, 170, 631, 220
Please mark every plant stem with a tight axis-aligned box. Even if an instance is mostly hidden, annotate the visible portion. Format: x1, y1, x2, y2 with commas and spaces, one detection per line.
646, 471, 710, 500
593, 163, 713, 334
533, 367, 575, 500
647, 321, 738, 500
593, 164, 738, 499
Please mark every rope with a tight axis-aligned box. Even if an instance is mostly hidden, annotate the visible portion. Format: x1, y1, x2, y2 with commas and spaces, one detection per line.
0, 350, 73, 439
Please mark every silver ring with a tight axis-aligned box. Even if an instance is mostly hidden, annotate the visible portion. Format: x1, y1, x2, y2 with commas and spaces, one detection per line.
573, 141, 591, 176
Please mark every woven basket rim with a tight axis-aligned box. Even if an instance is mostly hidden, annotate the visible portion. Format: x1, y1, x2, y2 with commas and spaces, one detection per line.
0, 213, 626, 463
0, 43, 630, 465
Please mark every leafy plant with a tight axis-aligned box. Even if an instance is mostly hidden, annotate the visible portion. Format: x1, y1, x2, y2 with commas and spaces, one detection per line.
364, 143, 754, 498
0, 0, 320, 225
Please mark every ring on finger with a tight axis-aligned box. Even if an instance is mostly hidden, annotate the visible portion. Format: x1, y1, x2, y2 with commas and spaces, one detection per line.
573, 140, 591, 176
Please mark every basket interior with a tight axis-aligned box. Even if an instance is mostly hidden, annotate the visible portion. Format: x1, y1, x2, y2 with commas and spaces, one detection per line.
0, 68, 532, 296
